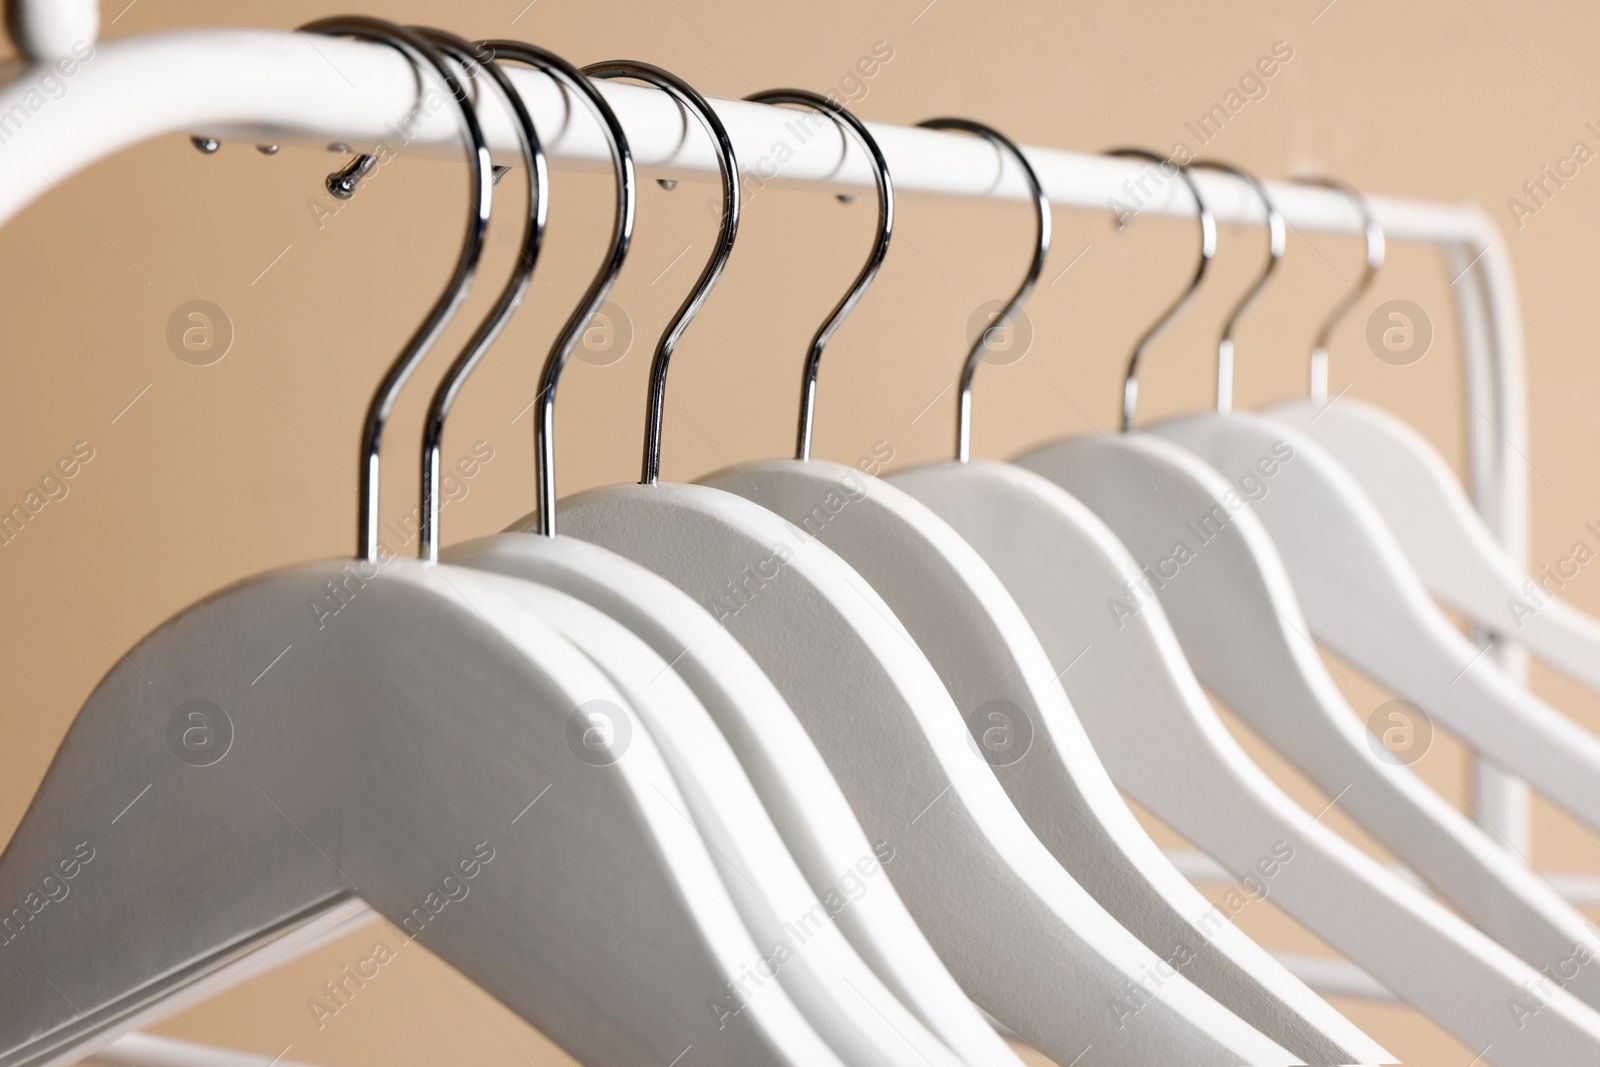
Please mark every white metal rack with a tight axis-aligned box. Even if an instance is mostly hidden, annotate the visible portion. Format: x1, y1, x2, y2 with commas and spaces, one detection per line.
0, 23, 1543, 1004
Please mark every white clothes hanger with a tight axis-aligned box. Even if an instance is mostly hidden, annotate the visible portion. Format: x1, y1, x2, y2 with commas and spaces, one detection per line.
512, 580, 966, 1067
1, 560, 842, 1067
1259, 177, 1600, 694
901, 454, 1600, 1065
1115, 167, 1600, 846
427, 55, 1005, 1067
548, 90, 1299, 1066
1047, 160, 1600, 1012
1061, 416, 1600, 1011
556, 488, 1298, 1067
447, 532, 1025, 1067
0, 25, 840, 1067
1272, 399, 1600, 691
703, 116, 1384, 1066
902, 149, 1600, 1062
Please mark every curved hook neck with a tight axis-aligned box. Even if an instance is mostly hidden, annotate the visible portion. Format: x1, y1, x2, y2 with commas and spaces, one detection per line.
301, 16, 492, 563
1294, 175, 1385, 405
745, 91, 893, 463
1110, 149, 1214, 433
474, 42, 635, 538
917, 118, 1049, 463
1190, 160, 1284, 415
416, 30, 548, 564
584, 62, 740, 488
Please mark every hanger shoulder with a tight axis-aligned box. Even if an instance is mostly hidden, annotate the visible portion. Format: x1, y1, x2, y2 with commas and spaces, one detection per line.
954, 451, 1600, 1063
1030, 425, 1600, 1012
0, 561, 837, 1067
446, 532, 1025, 1067
1270, 397, 1600, 693
714, 456, 1380, 1065
557, 481, 1301, 1067
482, 574, 964, 1067
1150, 411, 1600, 836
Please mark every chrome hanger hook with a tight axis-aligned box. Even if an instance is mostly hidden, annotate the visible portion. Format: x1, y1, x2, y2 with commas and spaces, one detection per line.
585, 61, 739, 487
1109, 148, 1215, 433
300, 16, 492, 562
1188, 160, 1285, 415
918, 118, 1050, 463
412, 29, 548, 564
1292, 175, 1385, 405
746, 90, 893, 463
471, 41, 634, 537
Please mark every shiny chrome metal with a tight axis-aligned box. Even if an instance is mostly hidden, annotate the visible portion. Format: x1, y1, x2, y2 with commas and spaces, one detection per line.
917, 118, 1047, 463
747, 90, 892, 463
325, 151, 377, 199
1109, 148, 1214, 432
1292, 176, 1385, 405
301, 15, 492, 562
584, 61, 737, 488
1189, 160, 1284, 415
469, 41, 634, 536
413, 27, 548, 563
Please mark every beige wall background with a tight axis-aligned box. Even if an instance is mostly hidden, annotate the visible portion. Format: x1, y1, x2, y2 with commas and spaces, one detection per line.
4, 0, 1600, 1063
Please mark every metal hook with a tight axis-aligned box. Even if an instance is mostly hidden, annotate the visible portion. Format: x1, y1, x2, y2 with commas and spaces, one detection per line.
326, 151, 379, 199
318, 42, 494, 202
916, 119, 1049, 463
472, 41, 635, 537
747, 90, 892, 462
1188, 160, 1285, 415
1109, 148, 1215, 433
301, 16, 492, 562
585, 61, 739, 487
410, 29, 548, 564
1291, 176, 1385, 405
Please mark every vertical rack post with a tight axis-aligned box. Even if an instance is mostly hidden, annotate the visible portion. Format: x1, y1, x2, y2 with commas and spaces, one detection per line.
1455, 228, 1534, 856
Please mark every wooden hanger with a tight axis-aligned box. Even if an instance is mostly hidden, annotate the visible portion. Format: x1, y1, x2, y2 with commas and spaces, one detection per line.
512, 579, 968, 1067
909, 452, 1600, 1064
943, 150, 1600, 1062
1124, 165, 1600, 980
424, 52, 993, 1066
548, 91, 1299, 1066
0, 26, 840, 1067
1056, 159, 1600, 1012
1159, 395, 1600, 979
706, 113, 1383, 1066
449, 531, 1026, 1067
1262, 177, 1600, 694
0, 560, 849, 1067
1273, 398, 1600, 691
